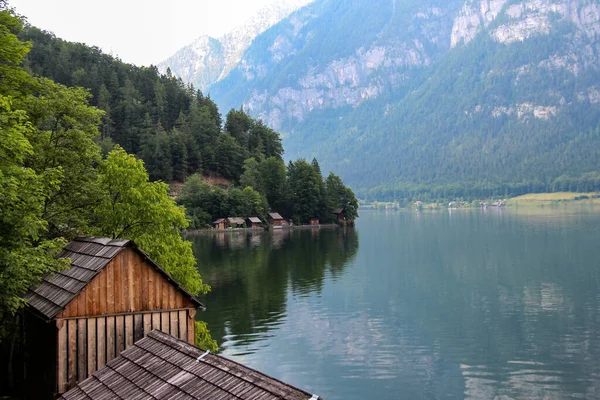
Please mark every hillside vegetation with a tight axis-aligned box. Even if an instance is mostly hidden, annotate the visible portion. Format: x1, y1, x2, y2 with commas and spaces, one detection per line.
205, 0, 600, 201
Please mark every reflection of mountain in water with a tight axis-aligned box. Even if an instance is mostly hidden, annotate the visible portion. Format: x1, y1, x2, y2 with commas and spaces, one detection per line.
189, 228, 359, 352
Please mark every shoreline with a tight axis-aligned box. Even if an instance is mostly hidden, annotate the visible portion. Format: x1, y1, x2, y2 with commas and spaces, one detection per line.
184, 224, 340, 235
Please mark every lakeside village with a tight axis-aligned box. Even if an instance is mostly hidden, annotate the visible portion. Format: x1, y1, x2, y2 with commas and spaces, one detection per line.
360, 192, 600, 211
201, 209, 353, 232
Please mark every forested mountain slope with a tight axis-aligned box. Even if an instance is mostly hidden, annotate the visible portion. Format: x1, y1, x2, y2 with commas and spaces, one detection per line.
203, 0, 600, 200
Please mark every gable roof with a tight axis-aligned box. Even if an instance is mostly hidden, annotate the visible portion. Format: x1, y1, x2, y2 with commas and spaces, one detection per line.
247, 217, 262, 223
269, 212, 284, 220
332, 208, 343, 214
212, 218, 226, 224
228, 217, 245, 225
25, 236, 204, 321
58, 330, 320, 400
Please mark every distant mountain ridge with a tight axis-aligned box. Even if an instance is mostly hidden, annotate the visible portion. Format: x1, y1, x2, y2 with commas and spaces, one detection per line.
158, 0, 313, 91
167, 0, 600, 200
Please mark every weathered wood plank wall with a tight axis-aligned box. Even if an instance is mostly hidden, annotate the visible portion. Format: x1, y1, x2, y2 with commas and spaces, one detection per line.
56, 311, 194, 387
56, 248, 195, 319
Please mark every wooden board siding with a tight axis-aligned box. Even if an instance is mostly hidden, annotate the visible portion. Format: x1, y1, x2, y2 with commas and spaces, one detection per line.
56, 248, 196, 319
55, 310, 195, 394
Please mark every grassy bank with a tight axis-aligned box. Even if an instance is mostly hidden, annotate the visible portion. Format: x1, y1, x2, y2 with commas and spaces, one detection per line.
507, 192, 600, 206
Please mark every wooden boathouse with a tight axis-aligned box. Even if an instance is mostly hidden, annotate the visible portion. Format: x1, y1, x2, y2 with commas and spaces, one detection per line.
23, 236, 204, 399
58, 330, 322, 400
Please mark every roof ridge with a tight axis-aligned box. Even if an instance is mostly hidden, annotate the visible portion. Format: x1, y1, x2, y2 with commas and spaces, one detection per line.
148, 331, 312, 398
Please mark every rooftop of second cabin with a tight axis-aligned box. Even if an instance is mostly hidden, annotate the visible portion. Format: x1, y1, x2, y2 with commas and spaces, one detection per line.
58, 330, 321, 400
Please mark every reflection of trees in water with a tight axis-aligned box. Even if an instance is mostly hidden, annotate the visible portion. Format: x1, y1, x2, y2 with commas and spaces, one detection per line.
189, 228, 359, 351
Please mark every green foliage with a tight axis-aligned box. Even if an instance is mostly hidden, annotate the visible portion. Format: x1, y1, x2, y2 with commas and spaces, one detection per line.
92, 148, 209, 295
325, 173, 359, 221
194, 320, 218, 352
287, 159, 326, 224
0, 5, 68, 338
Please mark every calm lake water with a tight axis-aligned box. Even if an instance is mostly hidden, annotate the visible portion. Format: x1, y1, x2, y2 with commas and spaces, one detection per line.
190, 207, 600, 400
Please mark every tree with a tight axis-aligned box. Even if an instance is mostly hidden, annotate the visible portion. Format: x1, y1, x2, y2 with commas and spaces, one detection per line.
286, 159, 325, 224
260, 157, 287, 212
92, 147, 209, 295
0, 5, 67, 339
24, 77, 104, 236
0, 95, 68, 338
325, 172, 359, 221
239, 157, 263, 193
214, 132, 245, 180
177, 174, 214, 228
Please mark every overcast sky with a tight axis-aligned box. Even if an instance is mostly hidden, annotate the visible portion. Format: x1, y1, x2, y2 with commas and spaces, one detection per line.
9, 0, 280, 66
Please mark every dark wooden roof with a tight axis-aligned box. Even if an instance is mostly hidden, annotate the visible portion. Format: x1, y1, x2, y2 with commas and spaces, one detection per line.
269, 212, 284, 220
58, 330, 320, 400
213, 218, 226, 224
228, 217, 245, 225
25, 236, 204, 321
331, 208, 343, 214
247, 217, 262, 223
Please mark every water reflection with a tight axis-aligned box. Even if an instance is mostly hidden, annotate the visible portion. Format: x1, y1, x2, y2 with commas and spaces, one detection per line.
189, 227, 359, 352
190, 209, 600, 399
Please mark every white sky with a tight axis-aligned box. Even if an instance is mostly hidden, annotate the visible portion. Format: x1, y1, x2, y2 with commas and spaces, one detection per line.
9, 0, 280, 66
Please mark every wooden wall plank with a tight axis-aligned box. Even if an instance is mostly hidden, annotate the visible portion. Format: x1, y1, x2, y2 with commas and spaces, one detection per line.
57, 320, 68, 393
152, 312, 161, 331
106, 316, 115, 363
134, 314, 144, 343
97, 317, 106, 371
178, 310, 187, 341
148, 268, 155, 310
93, 274, 100, 315
156, 269, 162, 309
161, 311, 169, 334
114, 255, 122, 315
99, 269, 107, 315
187, 310, 195, 345
115, 315, 124, 354
106, 259, 114, 314
77, 318, 87, 380
170, 284, 176, 309
170, 312, 178, 338
121, 252, 129, 312
141, 256, 149, 310
87, 318, 97, 375
143, 313, 152, 336
135, 254, 143, 311
68, 319, 77, 387
128, 252, 135, 312
125, 314, 134, 348
162, 279, 169, 310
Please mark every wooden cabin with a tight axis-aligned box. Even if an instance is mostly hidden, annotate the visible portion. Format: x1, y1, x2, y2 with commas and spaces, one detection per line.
213, 218, 226, 230
247, 217, 262, 228
227, 217, 245, 228
23, 236, 204, 399
269, 212, 285, 228
310, 218, 320, 225
58, 330, 322, 400
332, 208, 344, 221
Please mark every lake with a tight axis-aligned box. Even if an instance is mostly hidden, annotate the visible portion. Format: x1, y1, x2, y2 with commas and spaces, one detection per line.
190, 207, 600, 400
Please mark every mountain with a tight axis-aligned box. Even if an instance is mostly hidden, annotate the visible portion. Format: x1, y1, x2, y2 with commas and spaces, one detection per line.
158, 0, 313, 91
202, 0, 600, 200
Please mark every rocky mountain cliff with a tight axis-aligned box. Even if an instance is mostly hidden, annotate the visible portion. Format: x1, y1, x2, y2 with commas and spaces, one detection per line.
158, 0, 313, 91
177, 0, 600, 199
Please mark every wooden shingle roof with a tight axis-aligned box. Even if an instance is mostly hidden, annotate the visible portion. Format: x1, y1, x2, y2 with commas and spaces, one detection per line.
58, 330, 320, 400
269, 212, 284, 220
248, 217, 262, 223
25, 236, 203, 321
228, 217, 245, 225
